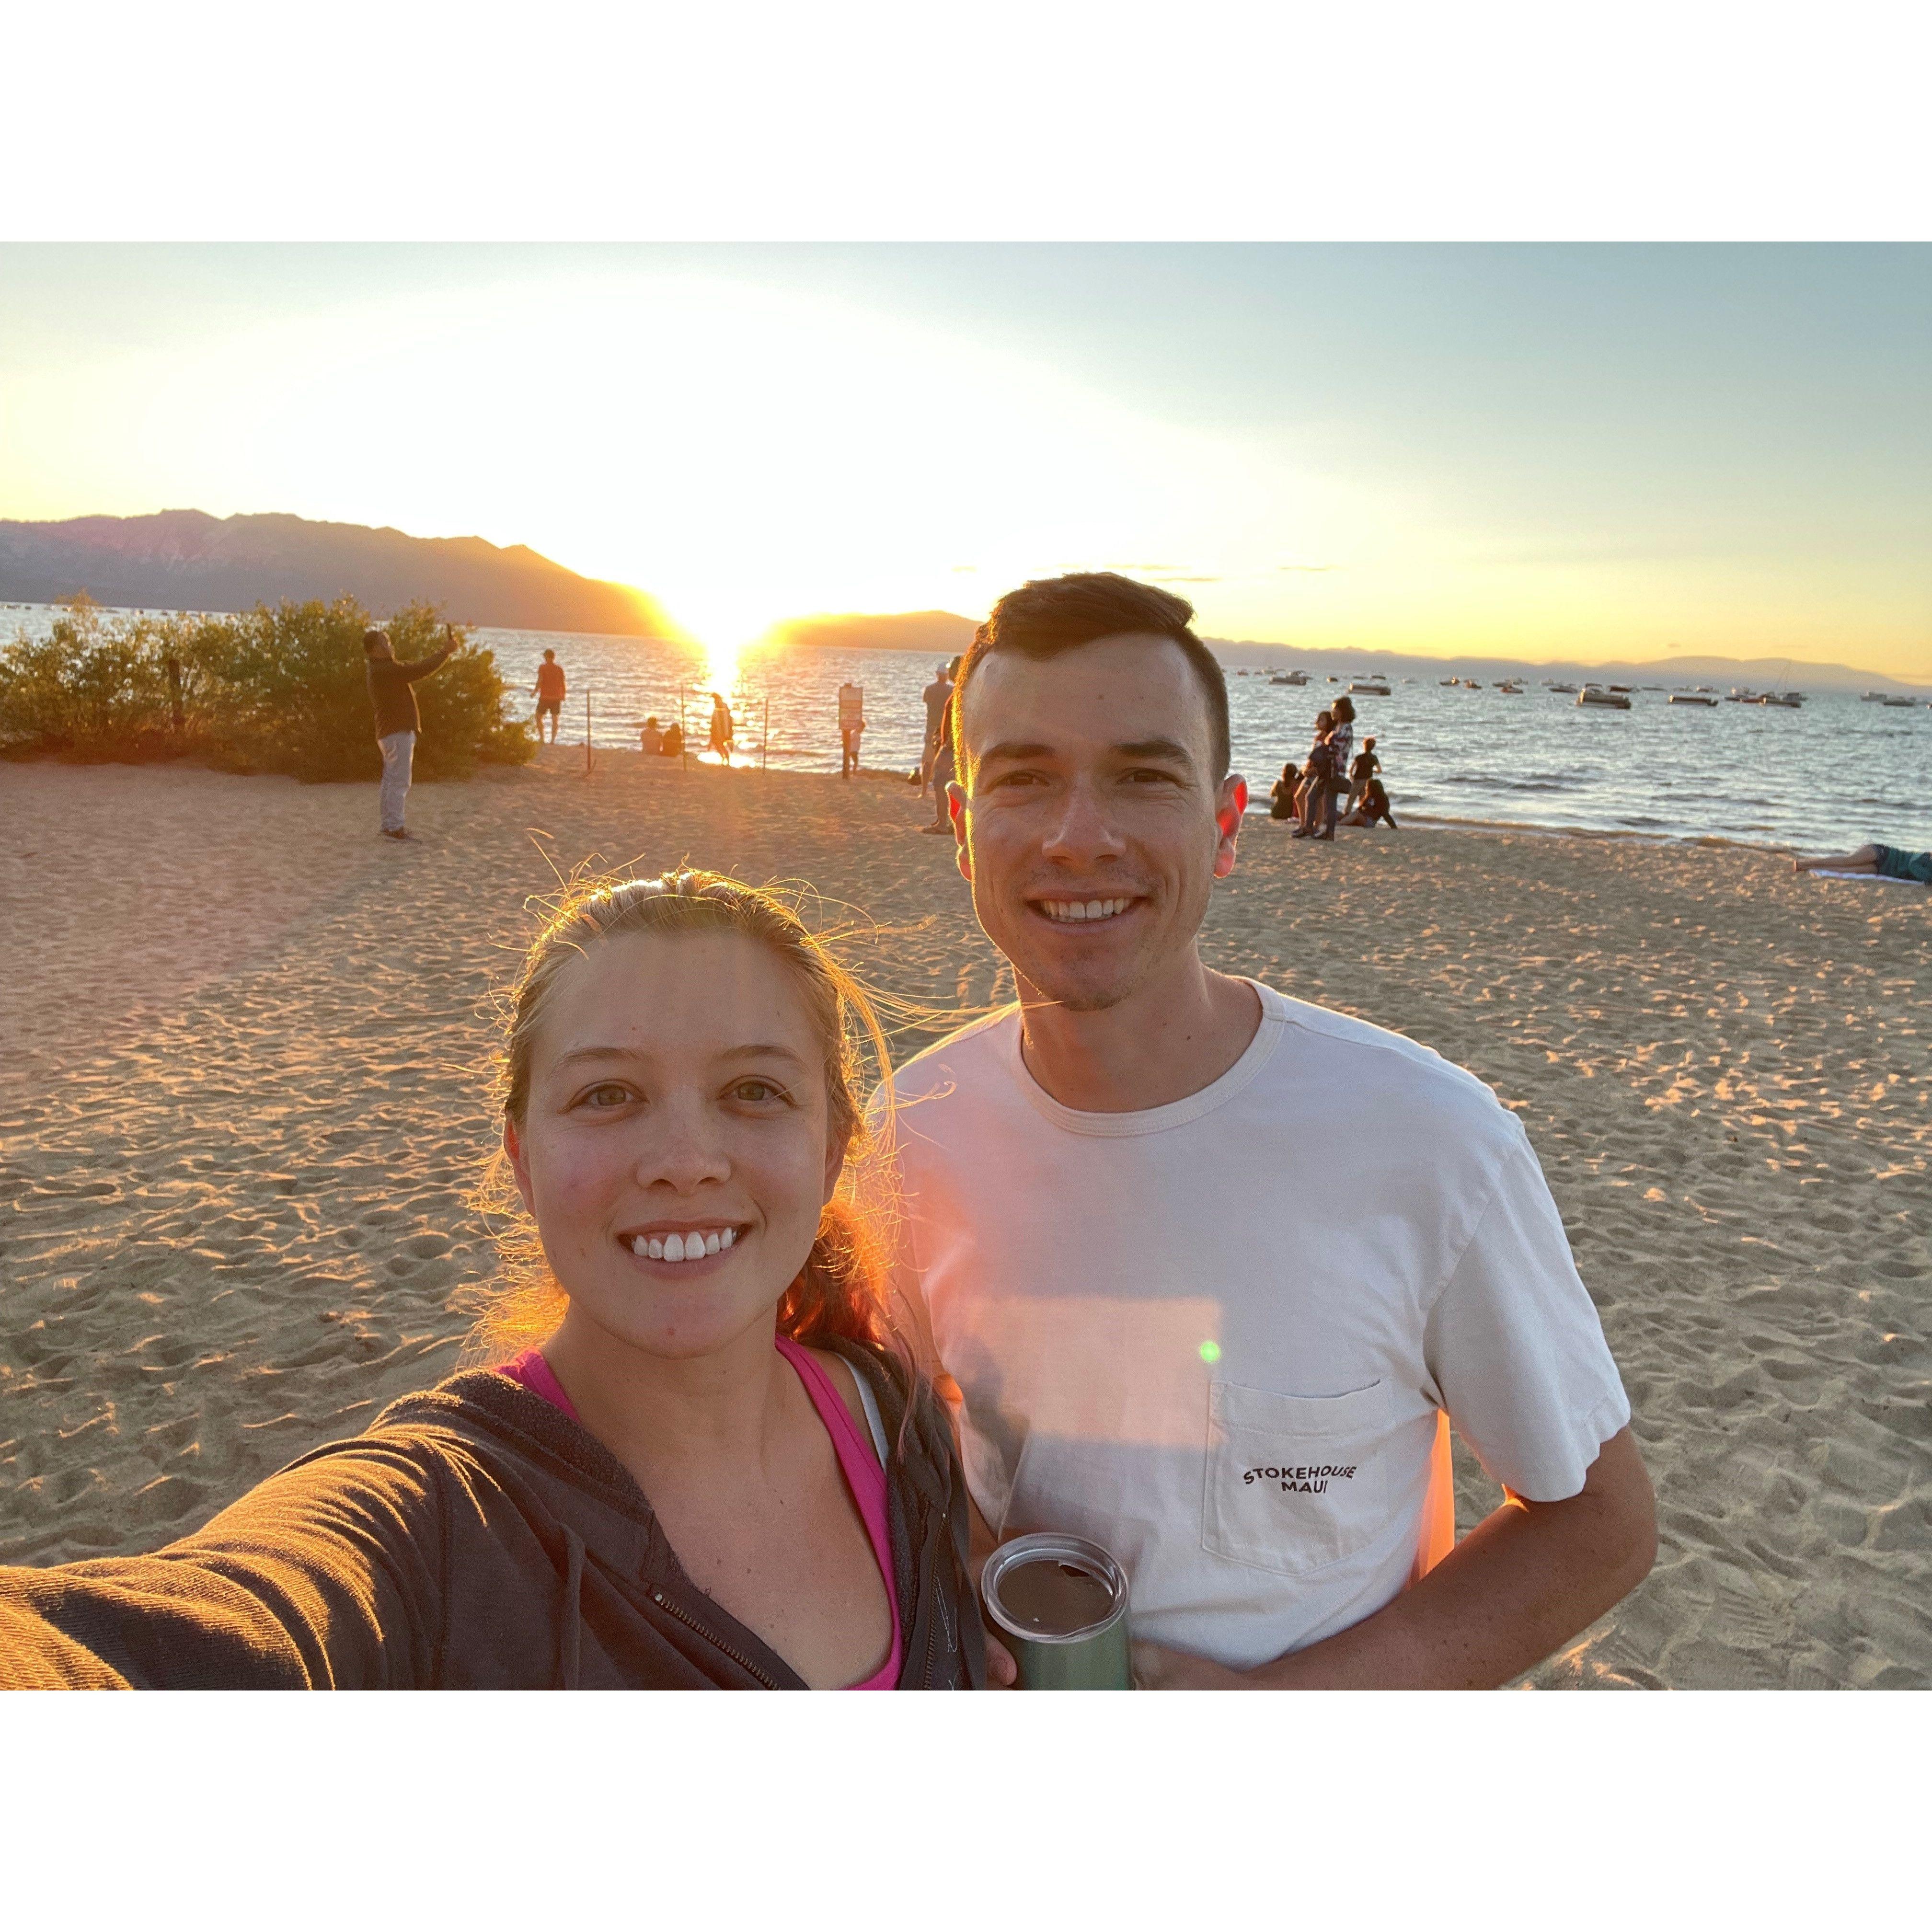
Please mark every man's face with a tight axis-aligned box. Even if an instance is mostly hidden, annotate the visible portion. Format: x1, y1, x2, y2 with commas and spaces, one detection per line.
368, 639, 393, 662
950, 632, 1244, 1013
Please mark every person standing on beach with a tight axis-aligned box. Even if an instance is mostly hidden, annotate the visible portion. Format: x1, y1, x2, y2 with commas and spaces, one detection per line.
919, 661, 954, 799
920, 688, 956, 833
1348, 734, 1380, 814
531, 649, 567, 745
366, 623, 458, 842
709, 692, 735, 766
839, 682, 865, 779
1291, 711, 1333, 839
887, 569, 1656, 1690
1317, 695, 1356, 841
0, 872, 986, 1690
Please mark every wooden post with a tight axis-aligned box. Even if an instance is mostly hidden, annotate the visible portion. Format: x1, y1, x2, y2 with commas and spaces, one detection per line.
586, 691, 593, 776
679, 688, 689, 772
762, 696, 769, 770
165, 656, 184, 735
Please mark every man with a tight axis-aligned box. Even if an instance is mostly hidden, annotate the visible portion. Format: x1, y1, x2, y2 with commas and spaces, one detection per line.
1348, 733, 1381, 814
885, 572, 1655, 1688
918, 660, 954, 799
365, 623, 458, 842
532, 648, 567, 745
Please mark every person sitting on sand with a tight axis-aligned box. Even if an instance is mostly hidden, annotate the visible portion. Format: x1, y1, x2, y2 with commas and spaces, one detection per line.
0, 871, 987, 1690
1343, 777, 1399, 829
1268, 761, 1300, 822
708, 693, 735, 765
638, 715, 664, 755
894, 569, 1655, 1691
660, 720, 684, 758
1793, 841, 1932, 885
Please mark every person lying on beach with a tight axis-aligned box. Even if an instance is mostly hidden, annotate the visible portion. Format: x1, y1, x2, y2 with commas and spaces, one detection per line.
0, 871, 986, 1690
1792, 841, 1931, 884
892, 569, 1656, 1690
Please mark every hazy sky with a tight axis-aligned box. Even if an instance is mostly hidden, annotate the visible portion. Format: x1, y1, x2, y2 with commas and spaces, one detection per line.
2, 244, 1926, 674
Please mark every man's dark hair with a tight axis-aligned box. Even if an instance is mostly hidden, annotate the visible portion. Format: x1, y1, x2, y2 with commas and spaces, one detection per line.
363, 627, 390, 655
953, 572, 1230, 779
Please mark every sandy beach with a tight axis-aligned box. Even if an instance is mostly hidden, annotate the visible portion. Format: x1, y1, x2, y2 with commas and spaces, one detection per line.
1, 746, 1926, 1689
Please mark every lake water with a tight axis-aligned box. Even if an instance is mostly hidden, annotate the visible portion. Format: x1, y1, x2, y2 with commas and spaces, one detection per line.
7, 605, 1928, 853
473, 626, 1932, 855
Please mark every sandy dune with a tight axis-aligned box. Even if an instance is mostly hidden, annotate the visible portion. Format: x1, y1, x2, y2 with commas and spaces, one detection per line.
1, 748, 1927, 1687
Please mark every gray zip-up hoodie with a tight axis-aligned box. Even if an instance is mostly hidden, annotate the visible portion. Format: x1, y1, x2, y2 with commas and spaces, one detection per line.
0, 1341, 985, 1690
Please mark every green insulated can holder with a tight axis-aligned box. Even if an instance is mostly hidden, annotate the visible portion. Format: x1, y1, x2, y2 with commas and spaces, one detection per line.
981, 1532, 1133, 1690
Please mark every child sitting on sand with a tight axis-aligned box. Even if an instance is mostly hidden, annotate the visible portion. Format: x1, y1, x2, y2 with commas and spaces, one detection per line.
0, 872, 988, 1690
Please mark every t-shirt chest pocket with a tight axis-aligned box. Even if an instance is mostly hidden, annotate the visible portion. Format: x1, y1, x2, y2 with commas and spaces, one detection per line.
1201, 1379, 1394, 1578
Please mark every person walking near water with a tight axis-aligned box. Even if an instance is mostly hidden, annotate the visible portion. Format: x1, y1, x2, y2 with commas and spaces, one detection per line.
919, 661, 954, 799
366, 623, 458, 842
531, 649, 566, 745
708, 692, 735, 765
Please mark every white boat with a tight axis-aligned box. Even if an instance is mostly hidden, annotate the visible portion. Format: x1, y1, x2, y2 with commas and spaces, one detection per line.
1546, 681, 1578, 694
1577, 686, 1631, 710
1861, 691, 1889, 702
1668, 692, 1718, 706
1756, 692, 1802, 709
1348, 679, 1391, 696
1438, 678, 1459, 687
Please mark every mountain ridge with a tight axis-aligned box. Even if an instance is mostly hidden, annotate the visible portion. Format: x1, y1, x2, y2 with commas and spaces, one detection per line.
0, 509, 676, 638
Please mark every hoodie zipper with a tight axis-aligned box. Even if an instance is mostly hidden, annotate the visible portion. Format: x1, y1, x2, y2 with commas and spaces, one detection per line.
648, 1587, 781, 1690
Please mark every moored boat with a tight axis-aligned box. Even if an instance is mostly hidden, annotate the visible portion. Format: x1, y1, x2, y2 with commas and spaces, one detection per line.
1577, 685, 1632, 710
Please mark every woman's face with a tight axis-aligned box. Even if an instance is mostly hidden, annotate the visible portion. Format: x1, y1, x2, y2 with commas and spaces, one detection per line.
506, 929, 841, 1360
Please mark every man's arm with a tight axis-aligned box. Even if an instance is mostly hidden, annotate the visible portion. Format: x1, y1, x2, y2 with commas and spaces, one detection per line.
1135, 1425, 1656, 1689
400, 627, 460, 681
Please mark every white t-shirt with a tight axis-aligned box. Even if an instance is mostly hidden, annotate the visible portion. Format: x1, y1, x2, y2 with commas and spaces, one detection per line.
883, 982, 1631, 1670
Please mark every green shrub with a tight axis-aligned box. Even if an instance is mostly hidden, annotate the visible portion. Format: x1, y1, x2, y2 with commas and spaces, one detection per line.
0, 594, 534, 782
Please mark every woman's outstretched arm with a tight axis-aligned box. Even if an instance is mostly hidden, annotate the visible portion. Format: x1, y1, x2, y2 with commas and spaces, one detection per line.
0, 1438, 446, 1690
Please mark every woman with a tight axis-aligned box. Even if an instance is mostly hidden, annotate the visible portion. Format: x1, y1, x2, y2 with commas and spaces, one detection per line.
1316, 696, 1356, 841
1268, 761, 1300, 822
708, 692, 735, 765
1291, 712, 1334, 839
0, 872, 986, 1690
1342, 777, 1399, 829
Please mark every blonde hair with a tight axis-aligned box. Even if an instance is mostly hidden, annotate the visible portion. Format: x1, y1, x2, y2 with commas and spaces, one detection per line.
468, 868, 906, 1368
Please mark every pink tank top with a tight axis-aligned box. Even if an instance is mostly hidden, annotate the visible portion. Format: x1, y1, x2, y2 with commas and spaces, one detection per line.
499, 1340, 904, 1691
